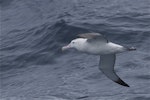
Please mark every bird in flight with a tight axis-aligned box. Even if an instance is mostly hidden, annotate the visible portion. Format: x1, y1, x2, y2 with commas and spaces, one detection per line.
62, 33, 136, 87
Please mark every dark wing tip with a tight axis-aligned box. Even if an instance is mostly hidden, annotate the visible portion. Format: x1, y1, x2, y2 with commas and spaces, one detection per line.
115, 78, 130, 87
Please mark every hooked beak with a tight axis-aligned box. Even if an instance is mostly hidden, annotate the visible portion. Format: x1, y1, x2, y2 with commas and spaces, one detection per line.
62, 44, 71, 51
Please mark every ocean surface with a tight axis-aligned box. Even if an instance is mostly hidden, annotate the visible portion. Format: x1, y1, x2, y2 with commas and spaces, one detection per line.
1, 0, 150, 100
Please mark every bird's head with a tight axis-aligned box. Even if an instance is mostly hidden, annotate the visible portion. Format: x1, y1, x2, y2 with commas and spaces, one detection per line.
62, 38, 86, 51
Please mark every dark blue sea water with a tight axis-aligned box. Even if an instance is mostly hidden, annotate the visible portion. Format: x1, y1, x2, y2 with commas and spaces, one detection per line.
1, 0, 150, 100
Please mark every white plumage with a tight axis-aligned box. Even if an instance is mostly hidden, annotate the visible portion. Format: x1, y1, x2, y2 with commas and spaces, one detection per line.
62, 33, 136, 87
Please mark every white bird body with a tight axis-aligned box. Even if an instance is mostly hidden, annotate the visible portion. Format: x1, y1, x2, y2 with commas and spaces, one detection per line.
71, 38, 126, 55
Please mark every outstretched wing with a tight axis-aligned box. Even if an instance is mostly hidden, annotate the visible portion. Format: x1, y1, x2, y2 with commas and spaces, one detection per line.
77, 33, 108, 43
99, 54, 129, 87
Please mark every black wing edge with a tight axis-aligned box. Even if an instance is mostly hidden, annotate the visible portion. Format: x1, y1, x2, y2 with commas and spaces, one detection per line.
115, 78, 130, 87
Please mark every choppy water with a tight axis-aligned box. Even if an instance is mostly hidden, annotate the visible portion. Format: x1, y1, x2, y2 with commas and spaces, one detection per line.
1, 0, 150, 100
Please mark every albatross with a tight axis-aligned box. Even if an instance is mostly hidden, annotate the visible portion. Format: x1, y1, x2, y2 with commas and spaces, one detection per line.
62, 33, 136, 87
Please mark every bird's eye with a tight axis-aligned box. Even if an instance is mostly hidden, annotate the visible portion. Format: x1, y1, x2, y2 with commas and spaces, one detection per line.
72, 42, 75, 44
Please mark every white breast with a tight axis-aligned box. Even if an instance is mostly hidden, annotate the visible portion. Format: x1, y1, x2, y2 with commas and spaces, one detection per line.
82, 42, 126, 55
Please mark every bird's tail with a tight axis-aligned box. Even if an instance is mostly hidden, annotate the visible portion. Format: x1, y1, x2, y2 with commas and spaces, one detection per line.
128, 47, 136, 51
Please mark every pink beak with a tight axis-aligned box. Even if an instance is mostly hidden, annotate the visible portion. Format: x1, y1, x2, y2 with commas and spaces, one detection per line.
62, 44, 71, 51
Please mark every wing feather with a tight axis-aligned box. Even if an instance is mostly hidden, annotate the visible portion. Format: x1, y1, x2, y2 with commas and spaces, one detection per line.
99, 54, 129, 87
78, 33, 108, 43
